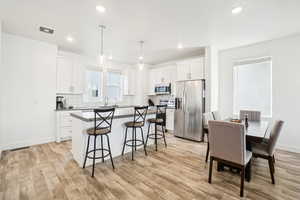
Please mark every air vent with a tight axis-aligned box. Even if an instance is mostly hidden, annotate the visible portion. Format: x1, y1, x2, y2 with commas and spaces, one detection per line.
39, 26, 54, 34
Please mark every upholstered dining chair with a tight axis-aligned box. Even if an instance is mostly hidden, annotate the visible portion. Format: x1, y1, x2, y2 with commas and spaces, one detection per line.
251, 120, 284, 184
240, 110, 261, 121
208, 121, 252, 197
202, 112, 215, 163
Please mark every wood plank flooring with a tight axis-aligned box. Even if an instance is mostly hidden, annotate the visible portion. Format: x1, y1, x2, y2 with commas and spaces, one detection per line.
1, 134, 300, 200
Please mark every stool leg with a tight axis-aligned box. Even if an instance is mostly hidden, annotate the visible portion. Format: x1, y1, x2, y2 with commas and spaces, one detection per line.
140, 127, 147, 156
121, 127, 128, 156
101, 135, 104, 163
205, 142, 210, 163
155, 123, 158, 151
131, 127, 134, 160
162, 125, 167, 148
92, 135, 97, 177
83, 135, 90, 168
106, 134, 115, 169
134, 128, 137, 151
145, 123, 150, 148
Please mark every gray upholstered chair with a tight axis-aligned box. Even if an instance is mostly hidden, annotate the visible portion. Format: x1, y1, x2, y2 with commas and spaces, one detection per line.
208, 121, 252, 197
240, 110, 261, 121
212, 111, 221, 120
251, 120, 284, 184
202, 112, 214, 163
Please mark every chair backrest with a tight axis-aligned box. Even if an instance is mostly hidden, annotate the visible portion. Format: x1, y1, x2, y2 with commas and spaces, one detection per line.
212, 111, 221, 120
133, 106, 148, 126
156, 105, 167, 125
93, 108, 115, 133
203, 112, 214, 127
240, 110, 261, 121
267, 120, 284, 155
208, 121, 246, 165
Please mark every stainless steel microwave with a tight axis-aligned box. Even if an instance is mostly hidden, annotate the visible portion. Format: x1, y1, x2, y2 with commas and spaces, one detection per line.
155, 83, 171, 95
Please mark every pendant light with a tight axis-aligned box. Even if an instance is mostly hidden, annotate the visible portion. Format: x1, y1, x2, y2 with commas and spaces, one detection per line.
138, 41, 145, 70
98, 25, 106, 70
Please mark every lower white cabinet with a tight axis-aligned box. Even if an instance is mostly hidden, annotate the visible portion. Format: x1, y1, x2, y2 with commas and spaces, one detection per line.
56, 111, 81, 142
166, 109, 175, 132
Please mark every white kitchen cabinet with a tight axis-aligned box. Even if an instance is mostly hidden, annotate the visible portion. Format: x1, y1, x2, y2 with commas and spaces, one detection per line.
56, 53, 84, 94
176, 57, 205, 81
148, 66, 175, 94
123, 67, 136, 96
166, 109, 175, 132
56, 111, 81, 142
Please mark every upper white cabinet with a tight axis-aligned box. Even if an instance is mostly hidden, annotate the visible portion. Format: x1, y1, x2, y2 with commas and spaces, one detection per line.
123, 67, 136, 96
176, 57, 205, 81
56, 52, 84, 94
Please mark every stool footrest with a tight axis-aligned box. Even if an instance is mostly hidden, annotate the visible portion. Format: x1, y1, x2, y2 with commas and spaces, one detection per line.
125, 139, 144, 147
148, 133, 164, 140
86, 148, 111, 159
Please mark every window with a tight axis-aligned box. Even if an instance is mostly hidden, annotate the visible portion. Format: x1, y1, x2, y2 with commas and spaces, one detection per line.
233, 57, 272, 117
83, 69, 123, 103
106, 71, 123, 102
84, 69, 102, 102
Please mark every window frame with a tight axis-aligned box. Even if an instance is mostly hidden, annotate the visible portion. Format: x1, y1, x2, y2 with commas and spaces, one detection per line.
232, 57, 273, 118
105, 69, 124, 103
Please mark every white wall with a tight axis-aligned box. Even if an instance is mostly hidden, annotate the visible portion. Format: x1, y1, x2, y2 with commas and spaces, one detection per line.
1, 33, 58, 150
219, 34, 300, 153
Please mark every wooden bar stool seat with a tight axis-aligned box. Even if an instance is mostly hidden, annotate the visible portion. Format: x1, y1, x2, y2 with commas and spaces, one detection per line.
86, 127, 111, 135
124, 121, 144, 127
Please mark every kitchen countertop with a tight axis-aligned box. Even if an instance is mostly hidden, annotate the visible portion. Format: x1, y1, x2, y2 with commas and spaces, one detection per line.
70, 107, 156, 122
55, 105, 175, 111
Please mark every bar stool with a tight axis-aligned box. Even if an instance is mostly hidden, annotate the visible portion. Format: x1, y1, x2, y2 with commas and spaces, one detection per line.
121, 106, 148, 160
83, 108, 115, 177
145, 105, 167, 151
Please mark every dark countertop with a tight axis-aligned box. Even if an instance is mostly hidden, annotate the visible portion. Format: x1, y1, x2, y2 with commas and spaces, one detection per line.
70, 107, 156, 122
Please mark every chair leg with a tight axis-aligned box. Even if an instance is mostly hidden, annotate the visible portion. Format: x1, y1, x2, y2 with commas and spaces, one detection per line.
155, 123, 158, 151
205, 142, 209, 163
92, 136, 97, 177
208, 157, 213, 183
83, 135, 90, 168
268, 156, 275, 184
140, 127, 147, 156
100, 135, 104, 163
162, 125, 167, 147
106, 135, 115, 169
145, 123, 150, 148
131, 128, 134, 160
121, 127, 128, 156
240, 166, 245, 197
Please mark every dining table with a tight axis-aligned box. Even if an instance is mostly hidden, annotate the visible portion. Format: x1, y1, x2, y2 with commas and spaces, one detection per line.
217, 119, 271, 182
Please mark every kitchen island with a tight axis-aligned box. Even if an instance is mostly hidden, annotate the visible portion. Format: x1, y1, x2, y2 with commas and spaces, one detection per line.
70, 106, 156, 167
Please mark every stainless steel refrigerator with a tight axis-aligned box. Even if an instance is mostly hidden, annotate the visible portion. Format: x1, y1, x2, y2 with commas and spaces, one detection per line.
174, 79, 205, 141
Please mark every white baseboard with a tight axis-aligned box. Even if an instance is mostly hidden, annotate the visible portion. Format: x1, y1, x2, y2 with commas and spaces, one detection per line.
2, 137, 56, 151
277, 144, 300, 154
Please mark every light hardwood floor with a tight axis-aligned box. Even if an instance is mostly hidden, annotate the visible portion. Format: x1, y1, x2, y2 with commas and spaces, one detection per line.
1, 134, 300, 200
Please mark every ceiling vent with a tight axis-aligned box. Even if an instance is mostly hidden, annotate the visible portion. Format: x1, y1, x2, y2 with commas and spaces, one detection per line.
39, 26, 54, 34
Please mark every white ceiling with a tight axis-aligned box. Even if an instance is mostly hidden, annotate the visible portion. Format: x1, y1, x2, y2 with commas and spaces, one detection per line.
1, 0, 300, 65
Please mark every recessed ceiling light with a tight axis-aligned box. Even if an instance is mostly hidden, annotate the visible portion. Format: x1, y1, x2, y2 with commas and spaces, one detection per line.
96, 5, 106, 13
66, 36, 74, 42
232, 6, 243, 14
177, 43, 183, 49
108, 55, 113, 60
139, 56, 144, 60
